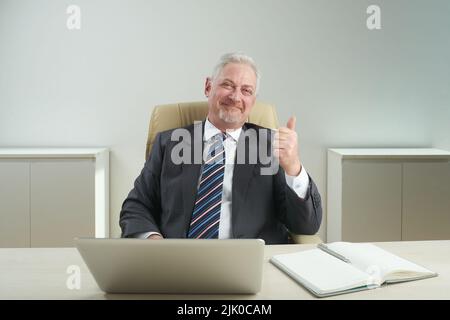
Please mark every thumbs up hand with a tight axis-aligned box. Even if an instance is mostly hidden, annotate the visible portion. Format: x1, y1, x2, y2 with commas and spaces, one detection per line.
273, 116, 302, 176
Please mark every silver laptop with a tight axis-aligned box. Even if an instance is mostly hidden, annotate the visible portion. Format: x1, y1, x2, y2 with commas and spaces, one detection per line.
75, 238, 265, 294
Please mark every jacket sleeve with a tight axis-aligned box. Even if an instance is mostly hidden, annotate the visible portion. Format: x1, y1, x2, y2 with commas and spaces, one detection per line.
119, 133, 164, 238
274, 168, 323, 235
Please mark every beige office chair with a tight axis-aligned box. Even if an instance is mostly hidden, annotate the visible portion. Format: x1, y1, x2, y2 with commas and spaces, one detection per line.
145, 101, 322, 244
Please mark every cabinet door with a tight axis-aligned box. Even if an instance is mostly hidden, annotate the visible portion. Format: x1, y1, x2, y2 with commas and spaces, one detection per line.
402, 161, 450, 240
0, 161, 30, 247
342, 160, 402, 242
30, 160, 95, 247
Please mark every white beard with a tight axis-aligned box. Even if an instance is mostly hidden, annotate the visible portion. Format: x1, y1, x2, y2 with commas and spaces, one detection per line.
218, 108, 241, 124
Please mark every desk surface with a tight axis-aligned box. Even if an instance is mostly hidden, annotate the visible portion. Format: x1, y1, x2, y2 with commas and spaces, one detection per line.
1, 240, 449, 300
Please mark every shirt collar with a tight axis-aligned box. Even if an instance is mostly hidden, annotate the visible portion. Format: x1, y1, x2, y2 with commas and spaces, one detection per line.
204, 118, 242, 142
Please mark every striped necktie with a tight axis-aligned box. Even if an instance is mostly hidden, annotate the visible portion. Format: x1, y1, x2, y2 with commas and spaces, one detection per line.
187, 132, 226, 239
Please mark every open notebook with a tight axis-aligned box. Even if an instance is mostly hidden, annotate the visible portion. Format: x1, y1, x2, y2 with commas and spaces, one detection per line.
270, 242, 438, 298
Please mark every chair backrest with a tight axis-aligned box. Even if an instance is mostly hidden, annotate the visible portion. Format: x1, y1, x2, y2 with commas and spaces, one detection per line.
145, 101, 279, 160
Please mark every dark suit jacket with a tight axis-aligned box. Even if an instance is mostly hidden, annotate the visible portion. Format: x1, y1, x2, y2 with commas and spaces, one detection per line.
120, 121, 322, 244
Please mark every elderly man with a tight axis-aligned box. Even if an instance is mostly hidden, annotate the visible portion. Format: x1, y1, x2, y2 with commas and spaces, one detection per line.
120, 53, 322, 244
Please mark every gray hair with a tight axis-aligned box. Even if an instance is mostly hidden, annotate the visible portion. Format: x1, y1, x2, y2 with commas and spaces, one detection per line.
211, 52, 260, 95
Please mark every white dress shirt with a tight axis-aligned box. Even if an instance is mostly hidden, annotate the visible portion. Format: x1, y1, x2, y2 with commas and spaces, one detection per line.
135, 118, 310, 239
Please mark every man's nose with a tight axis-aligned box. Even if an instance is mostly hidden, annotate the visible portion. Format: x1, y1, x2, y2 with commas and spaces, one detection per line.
229, 89, 241, 102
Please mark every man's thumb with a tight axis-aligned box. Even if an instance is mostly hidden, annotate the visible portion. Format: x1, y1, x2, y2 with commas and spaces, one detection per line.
287, 116, 296, 130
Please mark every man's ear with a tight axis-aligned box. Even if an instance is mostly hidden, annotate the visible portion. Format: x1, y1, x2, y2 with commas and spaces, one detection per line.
204, 77, 212, 97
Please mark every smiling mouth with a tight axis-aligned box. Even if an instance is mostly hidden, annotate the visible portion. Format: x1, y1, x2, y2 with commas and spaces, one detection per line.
221, 103, 242, 111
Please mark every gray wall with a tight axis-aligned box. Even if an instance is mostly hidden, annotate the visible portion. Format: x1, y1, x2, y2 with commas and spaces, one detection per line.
434, 106, 450, 150
1, 0, 449, 240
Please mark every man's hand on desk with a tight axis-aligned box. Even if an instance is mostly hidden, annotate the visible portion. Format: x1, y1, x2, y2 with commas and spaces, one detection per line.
147, 234, 164, 240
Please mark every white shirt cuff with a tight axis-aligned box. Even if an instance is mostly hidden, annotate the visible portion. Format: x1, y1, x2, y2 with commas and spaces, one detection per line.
285, 165, 310, 199
133, 231, 162, 239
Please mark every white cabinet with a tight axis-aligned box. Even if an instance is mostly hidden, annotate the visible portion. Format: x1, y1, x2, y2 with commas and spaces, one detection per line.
0, 148, 109, 247
0, 162, 30, 247
327, 148, 450, 242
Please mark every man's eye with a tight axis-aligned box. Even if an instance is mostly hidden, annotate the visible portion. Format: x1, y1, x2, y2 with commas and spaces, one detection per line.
221, 83, 233, 89
243, 89, 253, 96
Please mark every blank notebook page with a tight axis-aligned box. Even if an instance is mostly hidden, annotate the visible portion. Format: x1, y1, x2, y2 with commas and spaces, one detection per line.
272, 249, 370, 293
327, 242, 434, 280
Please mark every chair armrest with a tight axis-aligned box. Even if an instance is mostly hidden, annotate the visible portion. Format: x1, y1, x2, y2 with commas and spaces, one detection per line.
290, 234, 323, 244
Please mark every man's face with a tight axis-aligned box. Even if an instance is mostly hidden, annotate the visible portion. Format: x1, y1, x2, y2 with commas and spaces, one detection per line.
205, 63, 257, 129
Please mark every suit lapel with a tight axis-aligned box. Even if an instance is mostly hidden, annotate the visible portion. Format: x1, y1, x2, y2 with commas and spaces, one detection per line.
231, 123, 257, 237
181, 121, 204, 232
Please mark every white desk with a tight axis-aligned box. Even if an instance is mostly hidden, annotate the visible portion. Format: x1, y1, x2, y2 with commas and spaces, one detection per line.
0, 240, 449, 299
